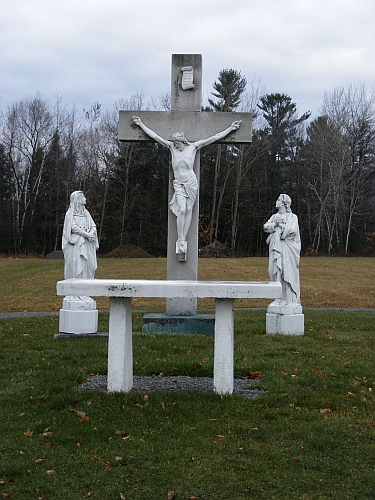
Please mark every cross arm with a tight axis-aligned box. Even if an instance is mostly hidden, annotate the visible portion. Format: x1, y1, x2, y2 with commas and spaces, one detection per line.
132, 116, 171, 148
119, 111, 252, 144
194, 120, 242, 149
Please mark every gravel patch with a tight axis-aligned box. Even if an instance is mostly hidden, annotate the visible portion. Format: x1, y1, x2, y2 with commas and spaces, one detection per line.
77, 374, 264, 399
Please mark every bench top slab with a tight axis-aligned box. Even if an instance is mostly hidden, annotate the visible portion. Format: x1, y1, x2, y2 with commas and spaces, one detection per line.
57, 279, 281, 299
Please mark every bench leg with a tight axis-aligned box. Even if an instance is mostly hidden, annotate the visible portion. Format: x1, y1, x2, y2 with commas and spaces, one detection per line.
107, 297, 133, 392
214, 298, 234, 395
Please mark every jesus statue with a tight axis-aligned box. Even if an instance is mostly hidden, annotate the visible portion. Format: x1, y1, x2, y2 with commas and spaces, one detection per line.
132, 116, 241, 259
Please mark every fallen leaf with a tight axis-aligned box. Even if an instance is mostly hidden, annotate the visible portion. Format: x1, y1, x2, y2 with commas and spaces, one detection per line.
24, 429, 33, 437
42, 432, 52, 438
216, 434, 225, 440
35, 459, 44, 464
161, 402, 165, 411
115, 456, 122, 461
46, 470, 55, 475
250, 371, 262, 379
80, 416, 91, 423
115, 430, 127, 436
293, 456, 301, 463
319, 408, 333, 415
251, 427, 260, 432
69, 409, 86, 418
167, 492, 175, 499
120, 494, 125, 500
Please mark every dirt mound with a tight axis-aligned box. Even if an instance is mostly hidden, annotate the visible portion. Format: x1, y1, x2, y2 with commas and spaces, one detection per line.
45, 250, 64, 259
199, 241, 231, 258
103, 244, 153, 258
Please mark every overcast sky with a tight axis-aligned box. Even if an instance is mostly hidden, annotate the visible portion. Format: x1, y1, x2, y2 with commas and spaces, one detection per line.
1, 0, 375, 120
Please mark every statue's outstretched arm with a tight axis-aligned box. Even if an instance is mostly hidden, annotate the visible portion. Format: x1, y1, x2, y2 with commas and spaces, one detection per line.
132, 116, 170, 148
195, 120, 242, 149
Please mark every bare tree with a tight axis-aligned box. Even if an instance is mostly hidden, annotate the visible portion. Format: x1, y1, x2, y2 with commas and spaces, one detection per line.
3, 93, 54, 252
305, 83, 375, 254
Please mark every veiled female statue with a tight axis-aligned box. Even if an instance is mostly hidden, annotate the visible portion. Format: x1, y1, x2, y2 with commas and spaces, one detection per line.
62, 191, 99, 280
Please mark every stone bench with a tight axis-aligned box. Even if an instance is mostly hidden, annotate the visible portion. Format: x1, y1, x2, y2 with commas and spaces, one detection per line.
56, 279, 281, 395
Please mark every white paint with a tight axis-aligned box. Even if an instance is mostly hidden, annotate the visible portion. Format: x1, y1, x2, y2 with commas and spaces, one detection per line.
108, 298, 133, 392
266, 312, 304, 336
57, 278, 281, 395
59, 190, 99, 334
59, 309, 98, 334
57, 279, 281, 299
264, 194, 304, 336
214, 299, 234, 395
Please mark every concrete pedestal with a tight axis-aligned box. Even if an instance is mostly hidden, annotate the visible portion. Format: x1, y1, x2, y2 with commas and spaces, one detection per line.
59, 296, 98, 334
266, 301, 304, 336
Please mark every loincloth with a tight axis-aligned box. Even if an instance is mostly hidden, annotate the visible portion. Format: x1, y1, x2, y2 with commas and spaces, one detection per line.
169, 175, 198, 216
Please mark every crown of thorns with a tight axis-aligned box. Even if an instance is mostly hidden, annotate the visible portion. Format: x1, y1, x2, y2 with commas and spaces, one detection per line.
170, 132, 189, 144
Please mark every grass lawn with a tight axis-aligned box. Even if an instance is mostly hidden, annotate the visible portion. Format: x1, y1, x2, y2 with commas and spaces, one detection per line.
0, 256, 374, 312
0, 258, 374, 499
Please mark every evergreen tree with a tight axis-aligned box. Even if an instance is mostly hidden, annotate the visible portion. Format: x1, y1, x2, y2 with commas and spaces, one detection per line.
203, 69, 247, 246
257, 93, 310, 215
208, 69, 247, 111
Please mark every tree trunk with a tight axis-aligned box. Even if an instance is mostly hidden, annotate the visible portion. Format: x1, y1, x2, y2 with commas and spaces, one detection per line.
209, 145, 221, 244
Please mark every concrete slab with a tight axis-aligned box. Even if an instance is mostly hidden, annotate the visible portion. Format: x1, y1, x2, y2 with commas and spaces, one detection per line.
142, 314, 214, 334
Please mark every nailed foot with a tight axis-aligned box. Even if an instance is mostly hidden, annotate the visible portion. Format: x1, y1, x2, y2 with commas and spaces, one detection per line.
176, 240, 187, 262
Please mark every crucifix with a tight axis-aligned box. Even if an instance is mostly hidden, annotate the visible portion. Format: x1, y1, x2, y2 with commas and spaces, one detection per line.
119, 54, 252, 316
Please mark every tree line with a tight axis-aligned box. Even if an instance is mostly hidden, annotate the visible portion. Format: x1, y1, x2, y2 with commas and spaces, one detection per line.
1, 73, 374, 257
